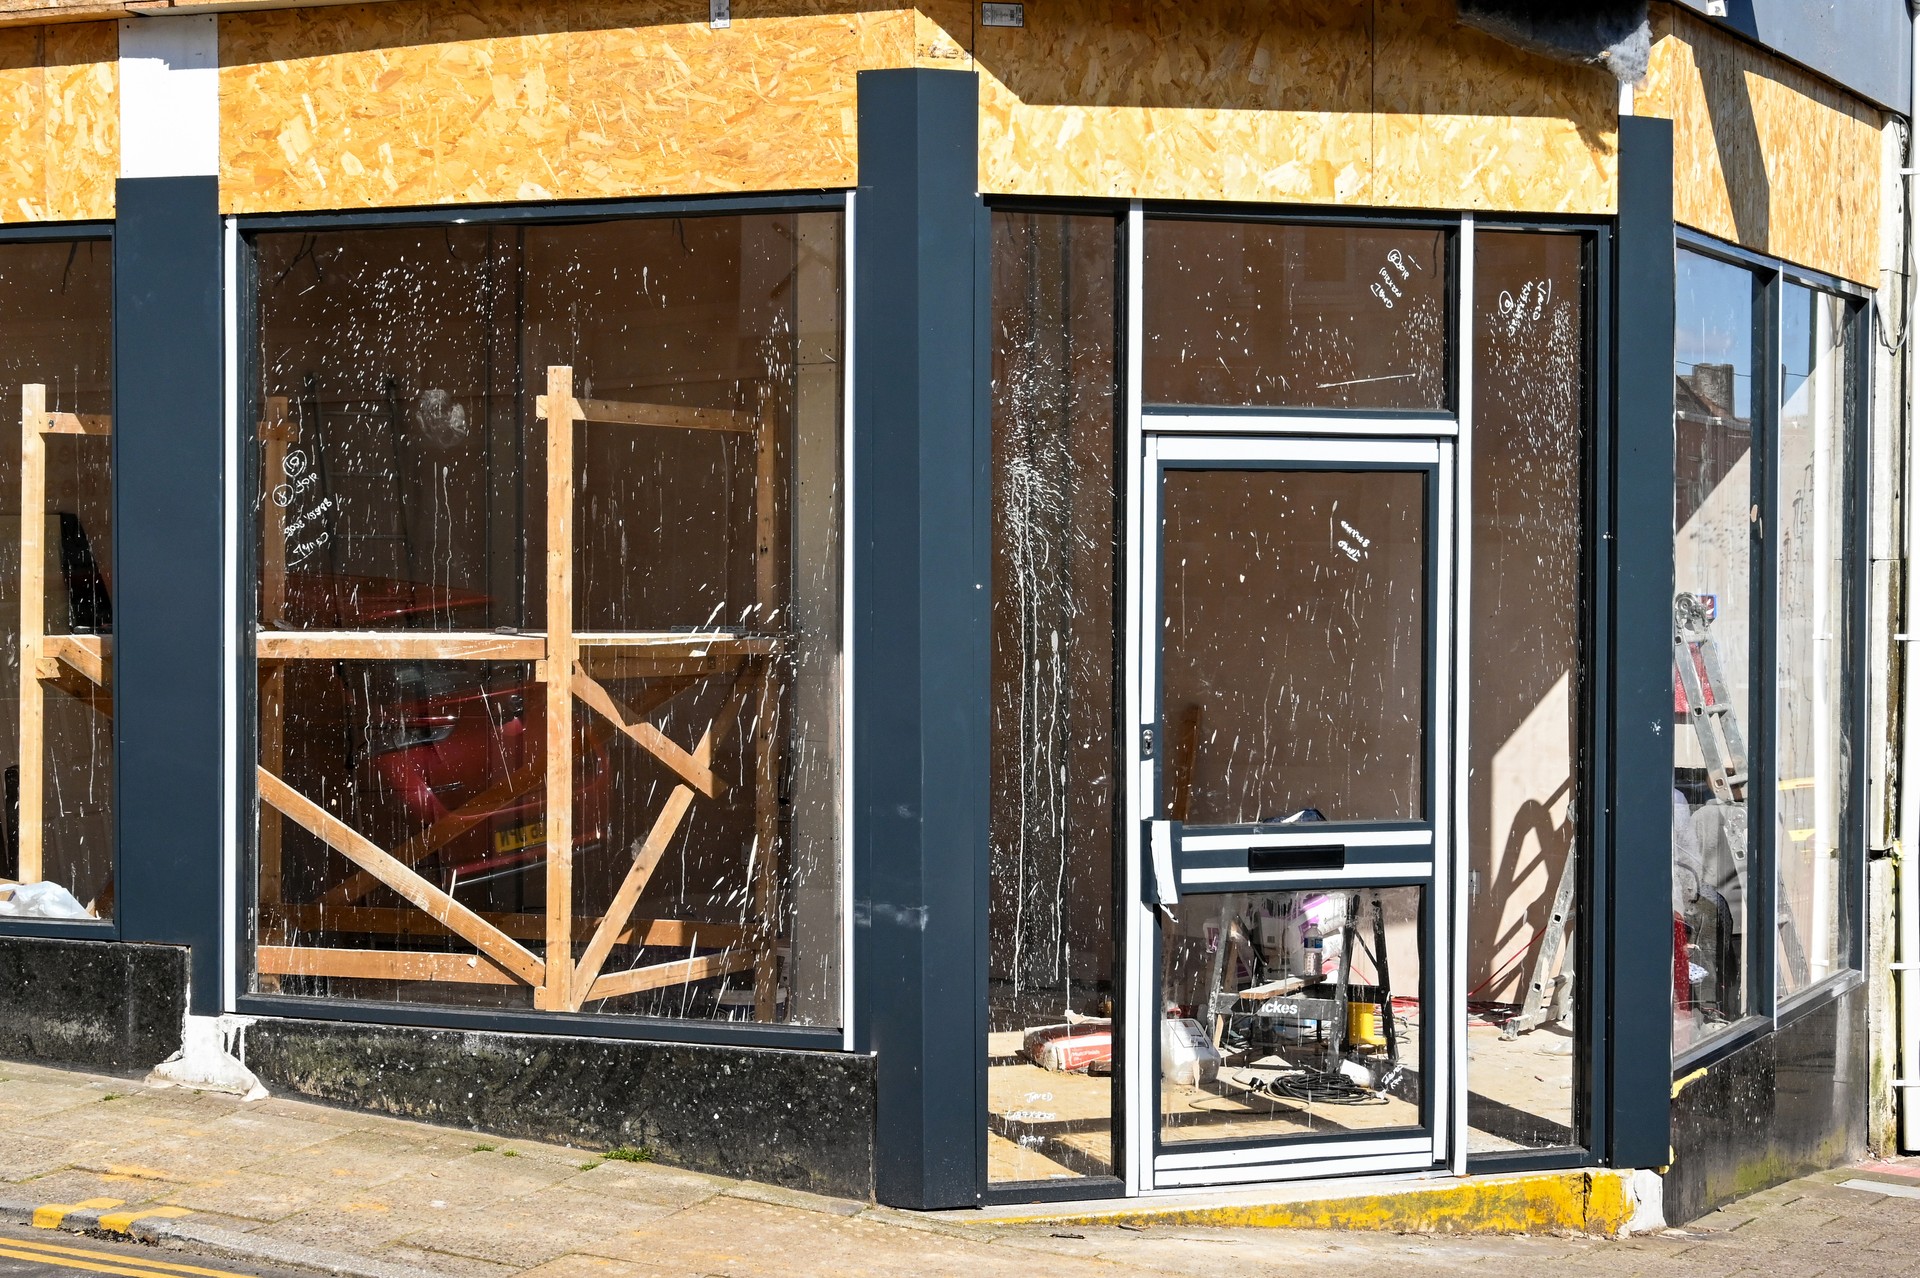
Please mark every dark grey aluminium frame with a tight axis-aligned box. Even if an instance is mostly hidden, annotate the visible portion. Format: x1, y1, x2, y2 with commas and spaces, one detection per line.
1670, 225, 1874, 1076
0, 220, 118, 946
229, 190, 850, 1053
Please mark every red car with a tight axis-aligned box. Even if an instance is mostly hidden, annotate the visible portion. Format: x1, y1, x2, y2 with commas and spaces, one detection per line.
277, 573, 612, 891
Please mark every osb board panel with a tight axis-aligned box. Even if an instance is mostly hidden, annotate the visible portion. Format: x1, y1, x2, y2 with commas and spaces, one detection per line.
978, 0, 1615, 213
0, 20, 114, 222
913, 0, 968, 68
1371, 0, 1615, 213
1639, 6, 1881, 285
978, 0, 1376, 205
220, 0, 918, 213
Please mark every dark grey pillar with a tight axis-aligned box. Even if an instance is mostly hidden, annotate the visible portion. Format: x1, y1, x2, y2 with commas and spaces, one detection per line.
113, 176, 226, 1014
850, 67, 988, 1210
1609, 115, 1677, 1169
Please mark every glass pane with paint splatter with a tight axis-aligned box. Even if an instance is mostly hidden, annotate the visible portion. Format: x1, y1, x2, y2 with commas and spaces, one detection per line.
0, 238, 114, 922
1142, 220, 1450, 411
247, 213, 844, 1026
1159, 466, 1429, 827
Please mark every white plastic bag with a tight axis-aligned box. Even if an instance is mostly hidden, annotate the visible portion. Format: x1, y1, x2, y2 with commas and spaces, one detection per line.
0, 881, 92, 919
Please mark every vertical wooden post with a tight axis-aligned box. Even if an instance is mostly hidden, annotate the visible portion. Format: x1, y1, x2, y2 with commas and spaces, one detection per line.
538, 366, 576, 1011
257, 398, 293, 938
750, 405, 783, 1020
16, 385, 45, 883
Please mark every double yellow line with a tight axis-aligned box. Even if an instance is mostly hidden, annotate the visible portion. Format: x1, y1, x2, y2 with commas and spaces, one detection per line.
0, 1232, 251, 1278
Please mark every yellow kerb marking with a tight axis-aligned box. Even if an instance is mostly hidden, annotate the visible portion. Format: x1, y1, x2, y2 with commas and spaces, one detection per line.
0, 1233, 244, 1278
32, 1199, 123, 1229
0, 1243, 228, 1278
97, 1206, 191, 1234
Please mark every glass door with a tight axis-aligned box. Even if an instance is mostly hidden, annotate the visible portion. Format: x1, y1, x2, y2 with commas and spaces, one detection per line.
1135, 432, 1456, 1188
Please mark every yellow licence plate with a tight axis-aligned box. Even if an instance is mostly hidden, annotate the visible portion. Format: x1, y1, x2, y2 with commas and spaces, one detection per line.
493, 820, 545, 855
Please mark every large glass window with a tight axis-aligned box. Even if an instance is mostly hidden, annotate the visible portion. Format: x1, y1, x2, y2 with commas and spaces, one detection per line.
0, 238, 113, 922
1465, 229, 1588, 1150
1672, 248, 1757, 1051
1777, 284, 1854, 999
986, 210, 1120, 1184
1671, 244, 1864, 1057
247, 211, 844, 1024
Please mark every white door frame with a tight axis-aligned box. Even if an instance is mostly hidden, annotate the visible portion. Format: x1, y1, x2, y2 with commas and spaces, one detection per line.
1118, 205, 1476, 1195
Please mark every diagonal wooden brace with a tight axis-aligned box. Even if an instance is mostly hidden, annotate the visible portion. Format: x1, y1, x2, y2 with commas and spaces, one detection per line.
570, 784, 695, 1009
572, 666, 733, 799
256, 767, 547, 987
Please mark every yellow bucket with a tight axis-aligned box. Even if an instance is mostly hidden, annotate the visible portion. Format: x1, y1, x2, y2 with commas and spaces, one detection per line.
1347, 1002, 1388, 1049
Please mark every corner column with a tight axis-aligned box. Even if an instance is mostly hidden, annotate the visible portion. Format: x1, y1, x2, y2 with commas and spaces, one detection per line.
850, 68, 988, 1210
113, 16, 227, 1014
1609, 113, 1677, 1169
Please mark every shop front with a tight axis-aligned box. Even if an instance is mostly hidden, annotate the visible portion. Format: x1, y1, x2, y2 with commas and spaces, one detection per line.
0, 0, 1905, 1222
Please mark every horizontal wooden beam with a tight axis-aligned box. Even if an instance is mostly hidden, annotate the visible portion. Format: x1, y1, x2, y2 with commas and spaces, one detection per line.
42, 634, 108, 688
263, 902, 748, 950
584, 948, 757, 1005
535, 394, 752, 434
256, 767, 546, 987
256, 944, 521, 986
33, 412, 111, 437
574, 631, 778, 655
256, 631, 547, 662
253, 631, 774, 665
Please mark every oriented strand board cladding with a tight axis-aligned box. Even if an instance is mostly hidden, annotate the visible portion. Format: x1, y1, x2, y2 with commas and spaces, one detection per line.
0, 21, 114, 222
1640, 7, 1882, 285
40, 21, 116, 220
978, 0, 1615, 214
977, 0, 1376, 204
1371, 0, 1615, 213
913, 0, 969, 68
220, 0, 915, 213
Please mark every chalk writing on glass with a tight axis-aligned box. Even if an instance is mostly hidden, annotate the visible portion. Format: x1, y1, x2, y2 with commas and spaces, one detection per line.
1335, 519, 1371, 563
1370, 248, 1421, 309
1498, 277, 1553, 337
274, 447, 333, 567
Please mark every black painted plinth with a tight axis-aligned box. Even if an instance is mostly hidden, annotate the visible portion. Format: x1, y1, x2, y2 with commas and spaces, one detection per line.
242, 1018, 876, 1200
0, 934, 186, 1072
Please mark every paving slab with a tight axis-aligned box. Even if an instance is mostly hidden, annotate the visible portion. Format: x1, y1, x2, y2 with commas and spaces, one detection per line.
3, 1059, 1920, 1278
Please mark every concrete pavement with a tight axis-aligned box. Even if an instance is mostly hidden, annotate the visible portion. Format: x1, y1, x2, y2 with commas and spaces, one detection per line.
2, 1058, 1918, 1277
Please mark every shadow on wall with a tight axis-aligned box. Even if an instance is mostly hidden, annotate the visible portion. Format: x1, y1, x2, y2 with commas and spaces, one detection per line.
1698, 34, 1771, 252
969, 0, 1618, 134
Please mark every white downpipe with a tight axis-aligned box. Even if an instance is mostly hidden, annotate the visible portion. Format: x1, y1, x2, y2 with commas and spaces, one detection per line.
1896, 2, 1920, 1156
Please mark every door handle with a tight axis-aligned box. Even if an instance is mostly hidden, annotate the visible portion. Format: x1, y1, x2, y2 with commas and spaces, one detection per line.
1146, 819, 1181, 906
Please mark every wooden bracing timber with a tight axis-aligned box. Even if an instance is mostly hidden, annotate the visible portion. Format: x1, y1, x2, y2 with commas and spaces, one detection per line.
15, 385, 114, 891
254, 368, 789, 1017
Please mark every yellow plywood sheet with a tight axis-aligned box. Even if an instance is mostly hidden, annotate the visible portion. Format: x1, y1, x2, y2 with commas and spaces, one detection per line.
40, 19, 116, 220
977, 0, 1615, 214
913, 0, 969, 67
1371, 0, 1615, 213
0, 21, 113, 222
1639, 5, 1882, 284
977, 0, 1376, 205
220, 0, 916, 213
0, 28, 48, 220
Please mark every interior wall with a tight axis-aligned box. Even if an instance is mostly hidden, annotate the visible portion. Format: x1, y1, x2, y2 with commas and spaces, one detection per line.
1636, 3, 1883, 286
0, 20, 115, 223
